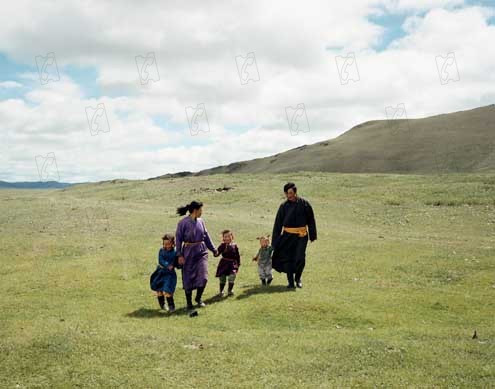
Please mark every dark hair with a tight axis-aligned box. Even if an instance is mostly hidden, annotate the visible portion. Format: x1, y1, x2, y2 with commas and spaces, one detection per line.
176, 200, 203, 216
162, 233, 175, 246
283, 182, 297, 193
221, 229, 234, 240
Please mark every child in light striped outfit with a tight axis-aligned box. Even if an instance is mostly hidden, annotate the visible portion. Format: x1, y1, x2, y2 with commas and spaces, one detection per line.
252, 234, 273, 286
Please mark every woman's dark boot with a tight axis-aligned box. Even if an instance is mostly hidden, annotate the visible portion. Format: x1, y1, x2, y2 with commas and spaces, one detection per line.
185, 291, 194, 310
195, 286, 206, 307
157, 295, 165, 309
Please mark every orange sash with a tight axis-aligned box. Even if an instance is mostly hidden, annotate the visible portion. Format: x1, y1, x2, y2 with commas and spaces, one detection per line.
283, 226, 308, 237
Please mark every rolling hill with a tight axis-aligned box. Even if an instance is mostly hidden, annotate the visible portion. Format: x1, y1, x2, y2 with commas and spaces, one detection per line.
0, 181, 75, 189
154, 104, 495, 178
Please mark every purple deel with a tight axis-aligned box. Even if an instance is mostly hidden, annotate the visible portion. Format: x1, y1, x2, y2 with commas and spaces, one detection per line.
175, 216, 216, 291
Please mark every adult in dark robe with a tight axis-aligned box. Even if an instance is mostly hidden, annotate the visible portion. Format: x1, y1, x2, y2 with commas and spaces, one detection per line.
271, 182, 317, 289
176, 201, 218, 310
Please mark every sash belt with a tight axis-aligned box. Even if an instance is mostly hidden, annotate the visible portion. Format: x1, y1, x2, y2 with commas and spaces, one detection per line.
283, 226, 308, 237
184, 241, 203, 246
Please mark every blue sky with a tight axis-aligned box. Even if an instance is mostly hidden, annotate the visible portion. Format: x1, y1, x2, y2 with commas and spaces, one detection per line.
369, 12, 414, 51
1, 0, 494, 182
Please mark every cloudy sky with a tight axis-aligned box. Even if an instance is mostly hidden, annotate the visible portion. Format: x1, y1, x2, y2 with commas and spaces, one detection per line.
0, 0, 494, 182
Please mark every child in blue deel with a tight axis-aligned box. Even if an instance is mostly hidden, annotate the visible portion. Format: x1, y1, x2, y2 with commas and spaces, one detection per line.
150, 233, 178, 312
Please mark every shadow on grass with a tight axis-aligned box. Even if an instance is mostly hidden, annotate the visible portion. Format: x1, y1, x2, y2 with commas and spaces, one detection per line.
126, 293, 230, 319
202, 293, 230, 306
235, 284, 296, 300
126, 307, 192, 318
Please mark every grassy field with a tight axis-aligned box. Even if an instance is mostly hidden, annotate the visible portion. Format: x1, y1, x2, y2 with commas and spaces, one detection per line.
1, 172, 494, 388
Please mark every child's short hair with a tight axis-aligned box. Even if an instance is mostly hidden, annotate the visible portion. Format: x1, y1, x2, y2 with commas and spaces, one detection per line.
257, 234, 270, 241
221, 229, 234, 239
162, 233, 175, 246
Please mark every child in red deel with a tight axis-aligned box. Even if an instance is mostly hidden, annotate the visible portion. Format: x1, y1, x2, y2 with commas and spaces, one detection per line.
213, 230, 240, 297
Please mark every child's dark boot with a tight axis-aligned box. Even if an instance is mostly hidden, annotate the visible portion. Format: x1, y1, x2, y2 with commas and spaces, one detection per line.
157, 295, 165, 309
227, 282, 235, 296
166, 296, 175, 312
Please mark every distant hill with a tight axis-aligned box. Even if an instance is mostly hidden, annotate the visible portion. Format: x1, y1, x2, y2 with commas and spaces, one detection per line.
153, 104, 495, 178
0, 181, 76, 189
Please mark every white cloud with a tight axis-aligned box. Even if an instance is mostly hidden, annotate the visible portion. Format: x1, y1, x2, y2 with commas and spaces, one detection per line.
0, 81, 22, 89
380, 0, 465, 13
0, 0, 494, 182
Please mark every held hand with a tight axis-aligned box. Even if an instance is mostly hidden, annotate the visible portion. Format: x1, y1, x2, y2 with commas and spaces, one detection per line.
178, 256, 185, 265
167, 265, 174, 271
213, 249, 219, 257
252, 256, 258, 262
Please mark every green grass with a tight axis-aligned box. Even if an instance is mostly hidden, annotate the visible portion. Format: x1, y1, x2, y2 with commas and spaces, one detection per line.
1, 172, 494, 388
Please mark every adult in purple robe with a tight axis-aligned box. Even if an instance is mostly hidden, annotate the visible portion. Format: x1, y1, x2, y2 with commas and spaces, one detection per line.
176, 200, 218, 310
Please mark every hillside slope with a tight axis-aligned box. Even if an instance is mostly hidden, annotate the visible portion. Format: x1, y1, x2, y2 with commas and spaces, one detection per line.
155, 104, 495, 178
